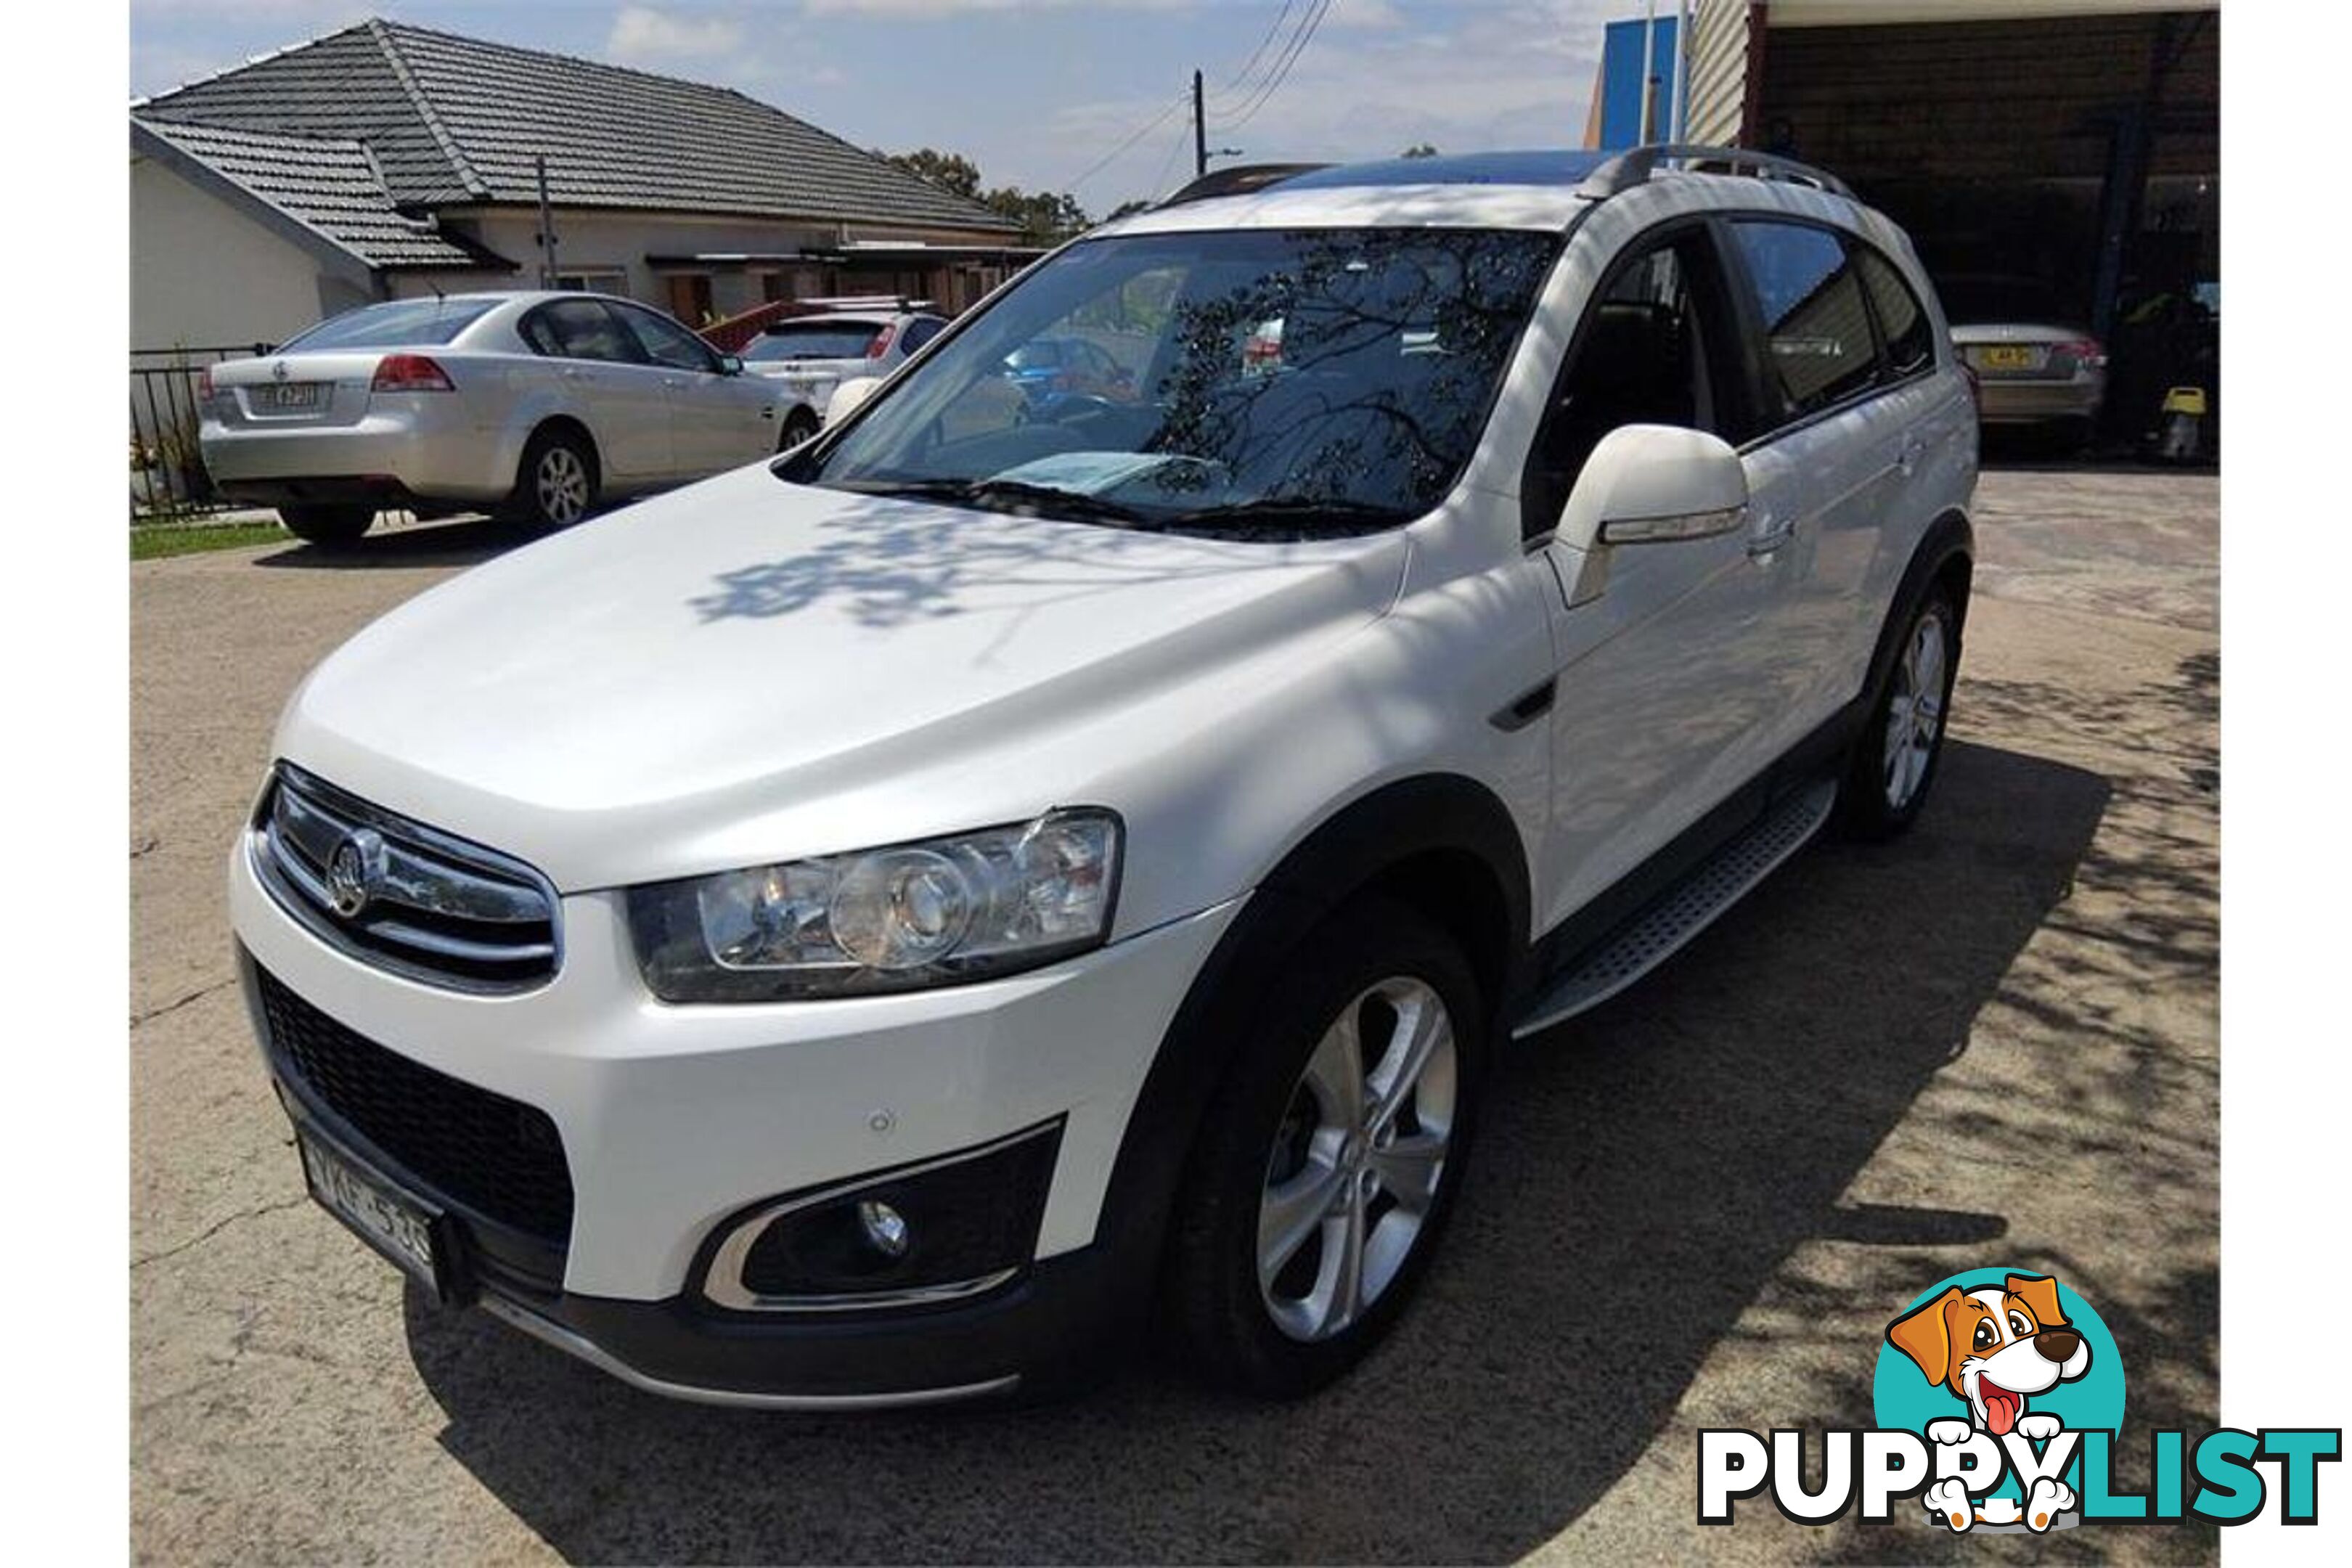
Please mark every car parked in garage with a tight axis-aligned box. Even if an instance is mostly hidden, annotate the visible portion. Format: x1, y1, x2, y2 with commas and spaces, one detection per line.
740, 301, 950, 448
1937, 274, 2108, 445
230, 146, 1975, 1409
198, 292, 783, 544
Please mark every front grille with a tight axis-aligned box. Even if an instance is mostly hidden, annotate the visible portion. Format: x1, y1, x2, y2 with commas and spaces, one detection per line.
250, 763, 559, 992
257, 967, 576, 1245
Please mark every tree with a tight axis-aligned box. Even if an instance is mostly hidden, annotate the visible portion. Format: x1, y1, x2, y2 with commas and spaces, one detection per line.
878, 147, 981, 200
878, 147, 1090, 248
1400, 143, 1440, 159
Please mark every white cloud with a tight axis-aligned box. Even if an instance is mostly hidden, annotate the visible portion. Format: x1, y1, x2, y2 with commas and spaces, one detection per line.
608, 4, 748, 62
1324, 0, 1406, 30
802, 0, 1185, 17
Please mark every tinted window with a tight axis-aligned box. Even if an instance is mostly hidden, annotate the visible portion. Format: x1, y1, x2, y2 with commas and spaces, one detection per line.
1524, 229, 1747, 534
1729, 221, 1879, 422
618, 303, 721, 372
743, 321, 885, 362
899, 317, 945, 354
1855, 249, 1934, 379
281, 298, 499, 351
520, 299, 646, 364
796, 226, 1561, 533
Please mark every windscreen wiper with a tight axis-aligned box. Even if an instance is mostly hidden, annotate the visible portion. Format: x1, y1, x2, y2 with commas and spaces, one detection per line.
1156, 496, 1412, 535
832, 477, 1151, 526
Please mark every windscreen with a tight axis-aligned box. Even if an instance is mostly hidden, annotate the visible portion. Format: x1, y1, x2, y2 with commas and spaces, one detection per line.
281, 298, 500, 351
745, 322, 886, 362
785, 226, 1562, 535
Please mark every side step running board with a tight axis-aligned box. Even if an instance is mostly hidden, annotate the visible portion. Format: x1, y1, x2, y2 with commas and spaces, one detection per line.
1511, 780, 1838, 1039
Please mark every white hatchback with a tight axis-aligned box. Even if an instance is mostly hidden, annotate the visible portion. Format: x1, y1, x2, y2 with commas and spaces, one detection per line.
229, 147, 1976, 1408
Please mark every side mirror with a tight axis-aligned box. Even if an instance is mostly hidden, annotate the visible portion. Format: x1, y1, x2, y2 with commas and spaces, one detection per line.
718, 354, 744, 377
1553, 425, 1749, 605
827, 375, 883, 426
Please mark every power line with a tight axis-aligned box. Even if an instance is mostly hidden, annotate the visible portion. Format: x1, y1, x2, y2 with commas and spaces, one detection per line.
1219, 0, 1297, 94
1218, 0, 1335, 133
1062, 89, 1190, 192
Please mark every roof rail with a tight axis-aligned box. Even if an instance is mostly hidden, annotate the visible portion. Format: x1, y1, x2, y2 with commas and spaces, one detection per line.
1158, 162, 1331, 209
1575, 143, 1854, 201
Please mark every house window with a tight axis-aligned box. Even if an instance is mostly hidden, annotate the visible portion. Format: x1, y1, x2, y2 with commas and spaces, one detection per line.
665, 273, 715, 326
557, 269, 627, 295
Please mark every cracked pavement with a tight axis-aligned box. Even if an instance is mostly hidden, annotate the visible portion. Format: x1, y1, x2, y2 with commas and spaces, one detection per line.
131, 468, 2218, 1563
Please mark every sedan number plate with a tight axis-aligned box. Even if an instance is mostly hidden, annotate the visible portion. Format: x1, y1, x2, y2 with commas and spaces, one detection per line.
1977, 344, 2038, 371
258, 382, 326, 411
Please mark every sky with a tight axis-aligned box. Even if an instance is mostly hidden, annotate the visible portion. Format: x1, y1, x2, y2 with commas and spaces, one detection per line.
128, 0, 1620, 217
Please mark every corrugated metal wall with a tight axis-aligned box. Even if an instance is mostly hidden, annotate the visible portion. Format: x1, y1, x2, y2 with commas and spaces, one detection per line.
1686, 1, 1755, 147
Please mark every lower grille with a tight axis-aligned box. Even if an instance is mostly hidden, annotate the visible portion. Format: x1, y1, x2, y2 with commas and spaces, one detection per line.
257, 967, 575, 1246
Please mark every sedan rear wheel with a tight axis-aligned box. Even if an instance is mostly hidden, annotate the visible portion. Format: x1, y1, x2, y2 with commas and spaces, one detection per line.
507, 428, 598, 529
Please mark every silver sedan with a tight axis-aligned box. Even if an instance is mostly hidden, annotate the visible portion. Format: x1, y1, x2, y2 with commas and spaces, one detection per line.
199, 291, 783, 544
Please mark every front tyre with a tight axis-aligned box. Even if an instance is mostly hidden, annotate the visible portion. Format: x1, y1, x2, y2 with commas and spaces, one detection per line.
1839, 586, 1959, 839
1162, 898, 1485, 1398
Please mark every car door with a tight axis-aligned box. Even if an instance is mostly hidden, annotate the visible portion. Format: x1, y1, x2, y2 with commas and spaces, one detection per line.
520, 298, 674, 483
1522, 221, 1803, 928
1718, 219, 1923, 747
613, 301, 775, 475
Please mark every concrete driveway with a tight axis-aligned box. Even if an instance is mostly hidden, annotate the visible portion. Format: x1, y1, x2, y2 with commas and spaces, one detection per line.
131, 467, 2218, 1564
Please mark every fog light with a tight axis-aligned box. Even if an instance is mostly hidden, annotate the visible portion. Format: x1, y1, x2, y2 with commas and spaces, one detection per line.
857, 1199, 910, 1259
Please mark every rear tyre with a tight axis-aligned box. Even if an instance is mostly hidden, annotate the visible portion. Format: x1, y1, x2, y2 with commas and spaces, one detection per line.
1838, 586, 1959, 840
1161, 897, 1486, 1398
277, 504, 376, 545
505, 427, 598, 529
777, 407, 822, 452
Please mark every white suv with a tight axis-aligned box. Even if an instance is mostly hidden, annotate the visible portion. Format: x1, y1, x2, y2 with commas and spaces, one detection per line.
229, 147, 1977, 1408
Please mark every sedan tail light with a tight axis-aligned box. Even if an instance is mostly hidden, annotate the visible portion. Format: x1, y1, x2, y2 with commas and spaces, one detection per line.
2054, 338, 2108, 369
865, 323, 899, 359
371, 353, 456, 392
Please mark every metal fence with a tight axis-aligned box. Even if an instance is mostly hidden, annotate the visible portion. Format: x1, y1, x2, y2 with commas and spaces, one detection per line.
130, 343, 271, 520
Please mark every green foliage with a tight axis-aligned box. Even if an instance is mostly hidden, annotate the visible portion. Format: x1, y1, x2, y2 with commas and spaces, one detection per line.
130, 522, 290, 560
881, 146, 1091, 248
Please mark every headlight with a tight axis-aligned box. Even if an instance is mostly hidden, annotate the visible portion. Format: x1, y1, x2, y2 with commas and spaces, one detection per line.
627, 809, 1122, 1001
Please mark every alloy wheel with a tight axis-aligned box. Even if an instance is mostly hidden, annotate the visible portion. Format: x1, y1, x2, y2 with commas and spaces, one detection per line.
1883, 606, 1950, 809
1257, 976, 1458, 1342
536, 446, 590, 525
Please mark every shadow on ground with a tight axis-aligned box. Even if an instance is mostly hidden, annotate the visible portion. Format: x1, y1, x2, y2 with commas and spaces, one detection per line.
249, 515, 525, 571
389, 731, 2170, 1563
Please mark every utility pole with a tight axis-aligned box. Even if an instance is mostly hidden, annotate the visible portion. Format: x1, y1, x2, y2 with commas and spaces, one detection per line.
1640, 0, 1660, 144
1193, 68, 1208, 179
535, 155, 558, 288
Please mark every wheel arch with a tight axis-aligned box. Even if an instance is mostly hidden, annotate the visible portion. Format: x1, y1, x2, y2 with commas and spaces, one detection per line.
1085, 772, 1531, 1326
1865, 507, 1974, 703
524, 413, 602, 487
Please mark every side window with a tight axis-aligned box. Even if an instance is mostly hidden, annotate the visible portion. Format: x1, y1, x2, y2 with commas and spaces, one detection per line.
1523, 229, 1742, 536
618, 303, 722, 373
526, 299, 646, 364
899, 317, 944, 354
1728, 221, 1880, 423
1855, 248, 1935, 380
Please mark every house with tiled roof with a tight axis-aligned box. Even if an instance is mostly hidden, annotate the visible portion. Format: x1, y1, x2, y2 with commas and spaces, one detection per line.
131, 16, 1030, 351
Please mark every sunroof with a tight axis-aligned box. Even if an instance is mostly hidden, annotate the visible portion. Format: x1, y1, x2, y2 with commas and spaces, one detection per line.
1278, 150, 1612, 191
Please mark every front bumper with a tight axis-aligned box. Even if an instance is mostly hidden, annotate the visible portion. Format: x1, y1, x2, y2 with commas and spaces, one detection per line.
229, 828, 1238, 1402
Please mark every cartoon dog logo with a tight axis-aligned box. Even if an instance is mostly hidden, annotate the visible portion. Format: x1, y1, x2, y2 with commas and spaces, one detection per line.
1886, 1272, 2092, 1532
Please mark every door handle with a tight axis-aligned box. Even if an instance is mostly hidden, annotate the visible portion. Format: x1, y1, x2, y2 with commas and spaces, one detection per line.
663, 376, 687, 390
1895, 434, 1927, 475
1747, 511, 1797, 558
562, 367, 596, 383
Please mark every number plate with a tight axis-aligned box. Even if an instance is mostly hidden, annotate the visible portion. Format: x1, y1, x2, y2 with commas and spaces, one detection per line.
259, 382, 325, 411
1977, 344, 2037, 370
296, 1126, 453, 1297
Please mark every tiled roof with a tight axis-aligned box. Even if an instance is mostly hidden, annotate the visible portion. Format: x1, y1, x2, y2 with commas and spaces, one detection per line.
134, 118, 492, 270
136, 17, 1020, 234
